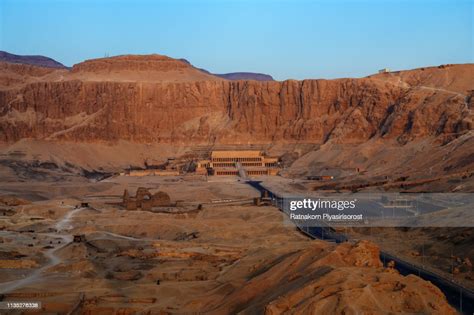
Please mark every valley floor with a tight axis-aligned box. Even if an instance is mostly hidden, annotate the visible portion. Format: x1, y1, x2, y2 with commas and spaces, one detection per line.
0, 173, 463, 314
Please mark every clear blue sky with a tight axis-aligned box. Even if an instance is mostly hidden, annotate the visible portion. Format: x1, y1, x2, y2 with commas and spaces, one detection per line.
0, 0, 472, 80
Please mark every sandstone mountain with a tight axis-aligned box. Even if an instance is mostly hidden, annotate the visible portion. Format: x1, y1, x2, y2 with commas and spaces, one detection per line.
68, 54, 223, 83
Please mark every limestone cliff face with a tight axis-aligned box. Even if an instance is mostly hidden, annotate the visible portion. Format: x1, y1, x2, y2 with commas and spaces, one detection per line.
0, 73, 471, 144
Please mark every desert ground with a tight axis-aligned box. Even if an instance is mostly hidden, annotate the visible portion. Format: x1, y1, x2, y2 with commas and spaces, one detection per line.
0, 169, 463, 314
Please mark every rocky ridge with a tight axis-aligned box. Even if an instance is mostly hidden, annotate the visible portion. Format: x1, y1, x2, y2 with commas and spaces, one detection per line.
0, 58, 472, 144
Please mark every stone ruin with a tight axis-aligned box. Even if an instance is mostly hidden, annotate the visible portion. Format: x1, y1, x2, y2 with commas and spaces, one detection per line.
253, 190, 272, 206
122, 187, 171, 211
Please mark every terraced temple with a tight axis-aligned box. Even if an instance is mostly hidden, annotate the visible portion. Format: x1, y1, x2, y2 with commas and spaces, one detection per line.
196, 150, 280, 176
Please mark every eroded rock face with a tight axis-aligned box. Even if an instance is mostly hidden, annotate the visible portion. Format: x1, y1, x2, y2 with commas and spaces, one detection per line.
263, 269, 455, 315
0, 57, 472, 144
315, 239, 383, 268
0, 77, 470, 144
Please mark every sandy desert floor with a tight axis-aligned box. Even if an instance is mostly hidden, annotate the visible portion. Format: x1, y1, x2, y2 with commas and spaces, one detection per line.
0, 174, 463, 314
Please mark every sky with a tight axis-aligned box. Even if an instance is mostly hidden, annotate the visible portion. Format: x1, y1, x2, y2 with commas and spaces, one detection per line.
0, 0, 472, 80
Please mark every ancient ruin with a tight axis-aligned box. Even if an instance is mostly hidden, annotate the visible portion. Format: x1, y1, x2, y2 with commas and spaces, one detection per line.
122, 188, 172, 211
196, 150, 280, 176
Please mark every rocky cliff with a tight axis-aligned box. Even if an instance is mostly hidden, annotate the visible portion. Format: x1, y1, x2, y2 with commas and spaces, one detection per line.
0, 57, 472, 145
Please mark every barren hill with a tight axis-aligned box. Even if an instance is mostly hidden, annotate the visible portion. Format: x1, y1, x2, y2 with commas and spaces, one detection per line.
68, 54, 223, 82
179, 58, 275, 81
369, 64, 474, 94
0, 51, 67, 69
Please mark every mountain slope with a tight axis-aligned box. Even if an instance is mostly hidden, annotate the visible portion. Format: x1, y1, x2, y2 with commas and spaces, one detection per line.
0, 51, 67, 69
179, 58, 274, 81
368, 64, 473, 94
214, 72, 274, 81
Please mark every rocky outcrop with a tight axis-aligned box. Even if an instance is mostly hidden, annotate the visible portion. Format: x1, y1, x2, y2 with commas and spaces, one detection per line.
195, 241, 456, 314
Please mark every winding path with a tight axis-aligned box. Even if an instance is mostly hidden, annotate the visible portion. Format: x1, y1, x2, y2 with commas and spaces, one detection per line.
0, 206, 85, 294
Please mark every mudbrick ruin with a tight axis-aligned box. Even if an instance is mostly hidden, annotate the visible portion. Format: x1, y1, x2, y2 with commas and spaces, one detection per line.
122, 187, 172, 211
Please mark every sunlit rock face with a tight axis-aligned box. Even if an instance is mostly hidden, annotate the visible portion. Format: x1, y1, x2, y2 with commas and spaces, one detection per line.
1, 58, 471, 144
